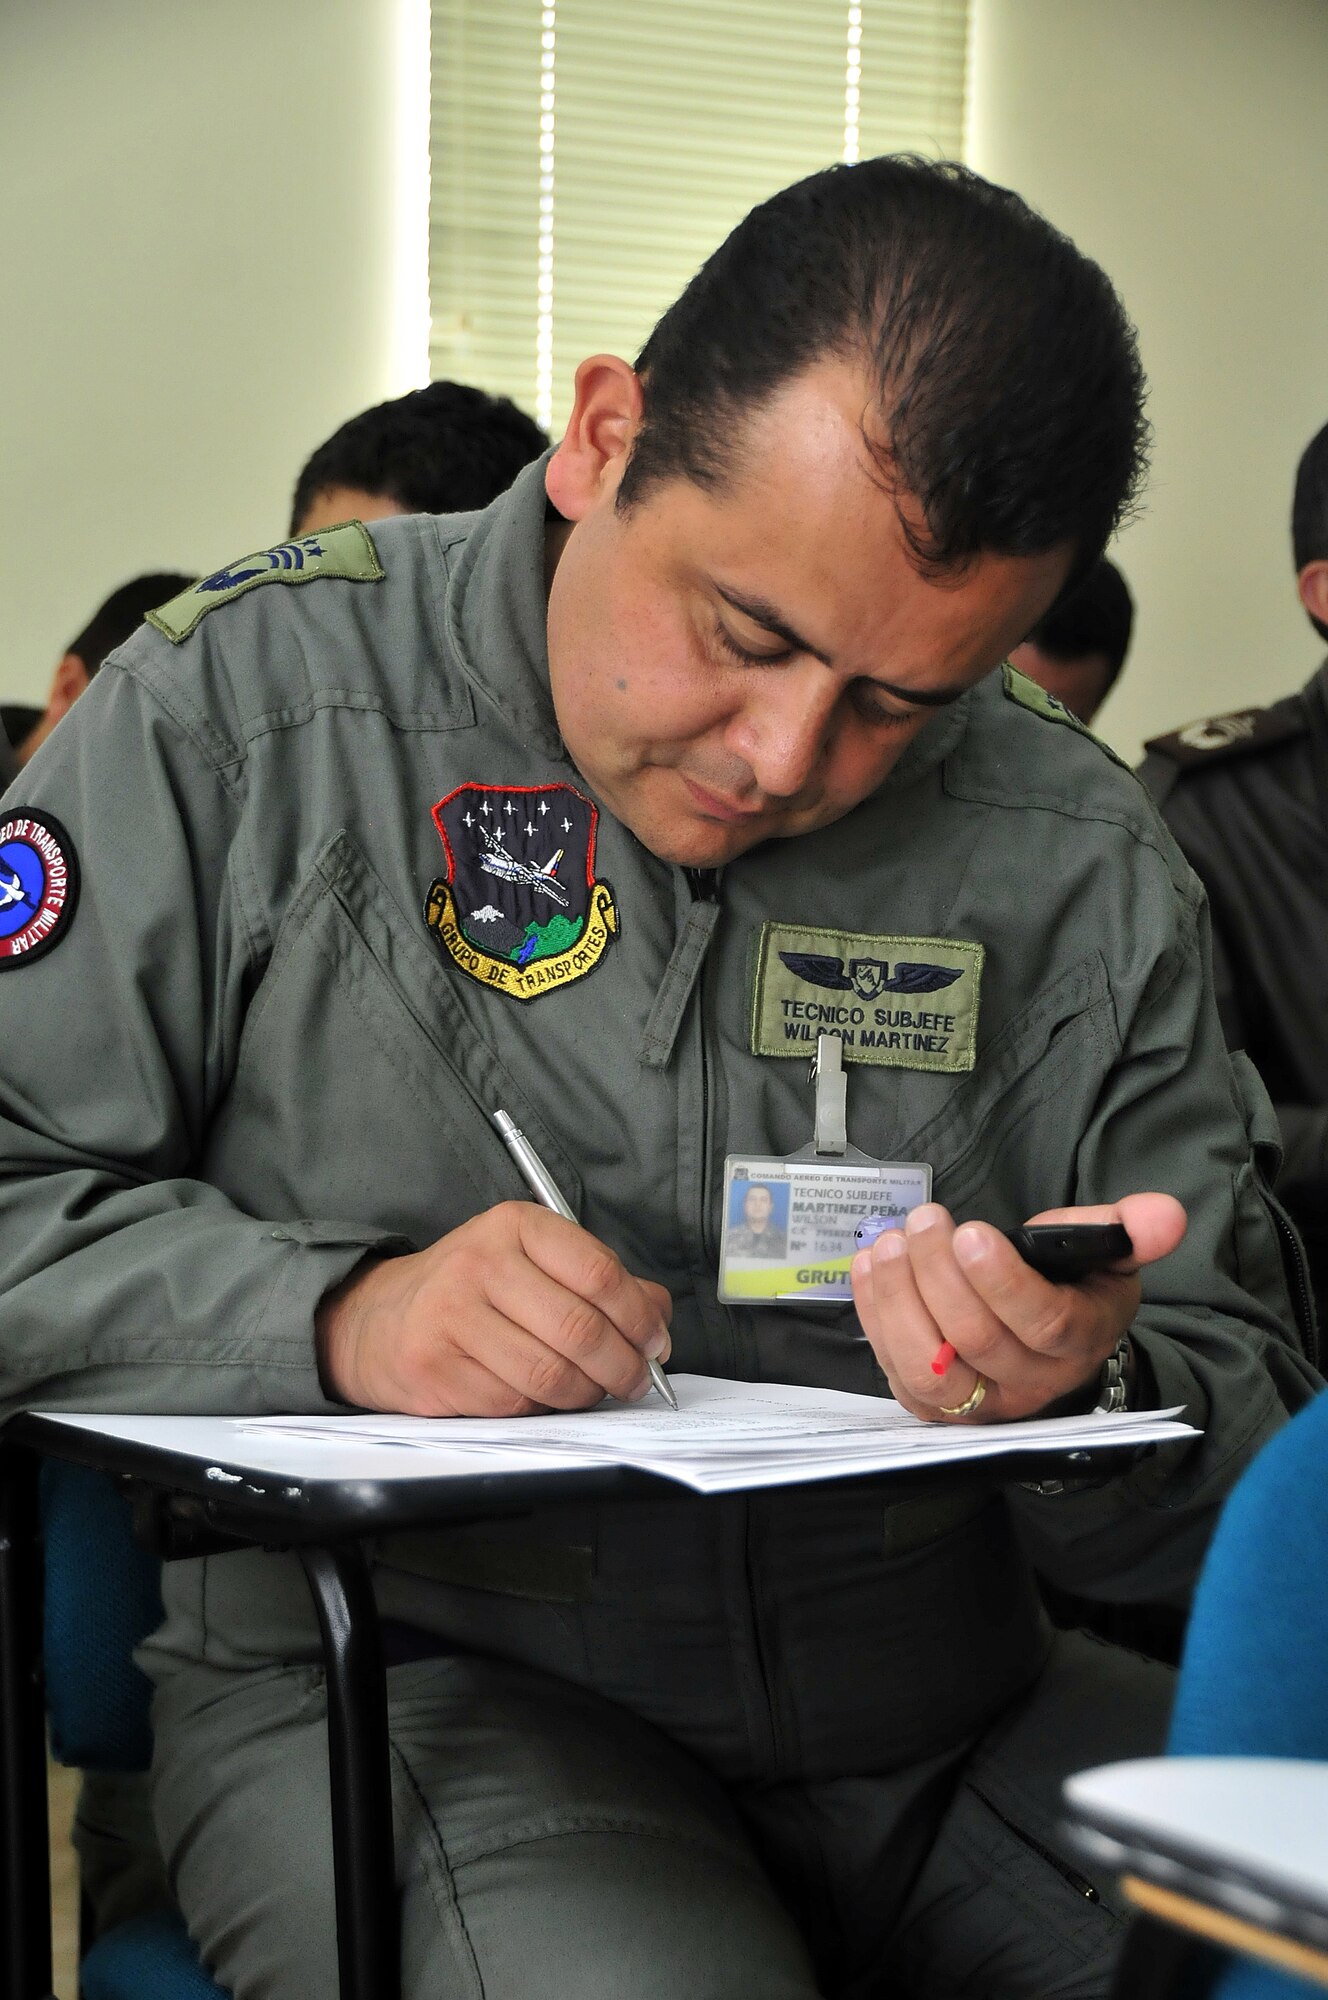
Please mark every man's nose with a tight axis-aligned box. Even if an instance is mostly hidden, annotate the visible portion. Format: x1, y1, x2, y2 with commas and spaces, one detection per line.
732, 670, 837, 799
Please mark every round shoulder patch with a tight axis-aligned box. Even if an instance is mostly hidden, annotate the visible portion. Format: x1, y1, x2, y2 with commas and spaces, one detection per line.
0, 811, 79, 968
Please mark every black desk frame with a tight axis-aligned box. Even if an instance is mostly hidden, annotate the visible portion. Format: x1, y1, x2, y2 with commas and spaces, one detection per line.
0, 1414, 1130, 2000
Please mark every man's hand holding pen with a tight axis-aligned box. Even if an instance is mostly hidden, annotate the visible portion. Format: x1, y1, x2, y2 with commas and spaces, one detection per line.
851, 1193, 1187, 1424
315, 1201, 673, 1417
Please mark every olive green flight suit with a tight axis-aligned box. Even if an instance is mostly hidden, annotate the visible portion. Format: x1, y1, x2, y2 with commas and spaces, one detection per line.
0, 459, 1316, 1998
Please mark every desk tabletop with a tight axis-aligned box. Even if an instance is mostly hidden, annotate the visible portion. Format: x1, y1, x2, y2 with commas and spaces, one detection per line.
4, 1405, 1157, 1545
1067, 1757, 1328, 1956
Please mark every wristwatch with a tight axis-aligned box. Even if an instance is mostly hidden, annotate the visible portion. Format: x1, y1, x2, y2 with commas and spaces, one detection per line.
1021, 1332, 1134, 1495
1093, 1332, 1132, 1414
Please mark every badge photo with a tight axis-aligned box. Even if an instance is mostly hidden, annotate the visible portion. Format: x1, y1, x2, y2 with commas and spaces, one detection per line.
0, 811, 79, 969
718, 1156, 932, 1303
423, 782, 618, 1001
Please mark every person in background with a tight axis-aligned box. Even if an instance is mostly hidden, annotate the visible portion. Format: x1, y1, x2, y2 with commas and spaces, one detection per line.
289, 379, 550, 537
2, 572, 195, 782
1009, 554, 1134, 724
1140, 421, 1328, 1319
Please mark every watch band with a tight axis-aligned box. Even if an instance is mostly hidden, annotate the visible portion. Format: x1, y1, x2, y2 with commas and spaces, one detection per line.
1094, 1332, 1132, 1414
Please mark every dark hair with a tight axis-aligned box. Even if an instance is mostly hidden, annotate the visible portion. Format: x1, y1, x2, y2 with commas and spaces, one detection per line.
69, 573, 197, 675
619, 156, 1149, 575
1024, 557, 1134, 695
1292, 421, 1328, 642
289, 381, 549, 535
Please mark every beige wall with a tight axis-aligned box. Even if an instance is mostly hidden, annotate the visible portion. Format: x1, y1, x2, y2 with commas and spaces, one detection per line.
4, 1, 1326, 747
0, 1, 402, 704
969, 0, 1328, 760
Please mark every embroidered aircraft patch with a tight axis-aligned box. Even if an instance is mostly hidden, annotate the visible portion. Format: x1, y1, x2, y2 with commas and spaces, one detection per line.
423, 783, 617, 1001
751, 923, 982, 1070
0, 810, 79, 968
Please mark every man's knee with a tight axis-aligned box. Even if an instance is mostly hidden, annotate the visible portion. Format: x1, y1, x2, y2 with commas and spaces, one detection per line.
888, 1633, 1175, 1999
151, 1654, 821, 2000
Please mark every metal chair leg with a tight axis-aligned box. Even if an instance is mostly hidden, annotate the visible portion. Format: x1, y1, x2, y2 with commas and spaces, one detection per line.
0, 1444, 54, 2000
297, 1543, 398, 2000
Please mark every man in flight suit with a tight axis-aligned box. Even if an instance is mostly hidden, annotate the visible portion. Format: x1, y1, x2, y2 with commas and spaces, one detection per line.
1140, 419, 1328, 1317
0, 160, 1316, 2000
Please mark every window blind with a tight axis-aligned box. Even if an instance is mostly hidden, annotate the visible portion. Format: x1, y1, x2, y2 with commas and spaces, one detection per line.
430, 1, 970, 436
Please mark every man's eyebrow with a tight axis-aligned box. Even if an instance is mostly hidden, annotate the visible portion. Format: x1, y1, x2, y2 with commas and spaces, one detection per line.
714, 583, 970, 708
716, 585, 830, 663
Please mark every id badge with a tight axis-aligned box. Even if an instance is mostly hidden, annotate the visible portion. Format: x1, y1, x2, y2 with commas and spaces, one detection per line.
718, 1155, 931, 1303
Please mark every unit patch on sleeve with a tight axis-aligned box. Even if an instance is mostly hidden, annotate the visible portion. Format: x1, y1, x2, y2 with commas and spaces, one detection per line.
423, 784, 617, 1001
0, 811, 79, 968
751, 923, 982, 1070
145, 521, 385, 643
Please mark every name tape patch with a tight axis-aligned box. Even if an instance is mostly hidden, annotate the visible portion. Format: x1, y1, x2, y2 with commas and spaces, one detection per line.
146, 520, 384, 643
751, 923, 982, 1071
0, 811, 79, 968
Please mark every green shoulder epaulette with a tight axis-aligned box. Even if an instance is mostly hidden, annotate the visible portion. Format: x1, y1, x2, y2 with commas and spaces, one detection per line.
146, 520, 384, 643
1142, 703, 1305, 770
1000, 662, 1130, 768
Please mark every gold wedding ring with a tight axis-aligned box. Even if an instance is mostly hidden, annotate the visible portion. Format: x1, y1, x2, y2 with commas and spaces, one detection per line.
938, 1375, 987, 1419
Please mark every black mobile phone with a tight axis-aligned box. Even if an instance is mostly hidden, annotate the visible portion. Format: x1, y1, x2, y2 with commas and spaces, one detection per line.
1003, 1222, 1133, 1282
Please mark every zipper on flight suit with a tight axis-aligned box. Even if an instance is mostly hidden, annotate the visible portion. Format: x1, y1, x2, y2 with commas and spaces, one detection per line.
687, 868, 785, 1774
967, 1786, 1100, 1901
687, 869, 719, 1227
1269, 1200, 1320, 1370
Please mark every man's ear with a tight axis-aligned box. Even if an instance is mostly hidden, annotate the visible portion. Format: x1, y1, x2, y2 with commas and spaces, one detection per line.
48, 653, 91, 724
545, 356, 644, 523
1297, 560, 1328, 630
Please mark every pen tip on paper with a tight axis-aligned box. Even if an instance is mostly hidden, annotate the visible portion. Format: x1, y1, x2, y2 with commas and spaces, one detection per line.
649, 1359, 680, 1410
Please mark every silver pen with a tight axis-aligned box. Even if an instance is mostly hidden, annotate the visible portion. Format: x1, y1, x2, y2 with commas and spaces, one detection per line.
493, 1109, 678, 1410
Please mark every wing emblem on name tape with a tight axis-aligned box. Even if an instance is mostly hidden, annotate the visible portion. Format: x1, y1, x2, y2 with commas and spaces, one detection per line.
778, 951, 964, 1001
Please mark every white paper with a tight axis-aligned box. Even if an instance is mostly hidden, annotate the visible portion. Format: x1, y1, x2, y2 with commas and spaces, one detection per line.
237, 1374, 1198, 1495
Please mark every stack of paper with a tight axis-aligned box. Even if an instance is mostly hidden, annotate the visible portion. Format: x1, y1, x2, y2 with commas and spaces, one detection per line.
240, 1374, 1198, 1495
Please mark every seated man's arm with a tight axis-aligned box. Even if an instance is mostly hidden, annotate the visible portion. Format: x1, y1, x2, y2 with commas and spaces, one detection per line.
0, 647, 670, 1424
857, 885, 1319, 1605
1267, 1102, 1328, 1209
1008, 892, 1319, 1602
0, 659, 398, 1422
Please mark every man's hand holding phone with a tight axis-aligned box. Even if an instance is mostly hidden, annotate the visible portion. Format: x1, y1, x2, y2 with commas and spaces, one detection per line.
850, 1194, 1187, 1423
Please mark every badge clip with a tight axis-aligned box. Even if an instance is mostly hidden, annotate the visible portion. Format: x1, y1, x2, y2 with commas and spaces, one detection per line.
716, 1029, 933, 1305
811, 1031, 847, 1156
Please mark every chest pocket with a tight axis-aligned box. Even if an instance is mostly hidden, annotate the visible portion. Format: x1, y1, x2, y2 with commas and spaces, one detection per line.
900, 954, 1118, 1218
218, 831, 582, 1240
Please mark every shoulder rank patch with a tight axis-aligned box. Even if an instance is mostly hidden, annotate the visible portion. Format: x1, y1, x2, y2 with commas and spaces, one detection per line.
1143, 703, 1305, 768
752, 923, 982, 1071
0, 811, 79, 968
423, 783, 617, 1001
1000, 662, 1130, 767
146, 521, 384, 643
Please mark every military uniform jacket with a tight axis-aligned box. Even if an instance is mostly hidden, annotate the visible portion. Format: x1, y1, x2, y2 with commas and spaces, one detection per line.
1140, 665, 1328, 1303
0, 461, 1316, 1770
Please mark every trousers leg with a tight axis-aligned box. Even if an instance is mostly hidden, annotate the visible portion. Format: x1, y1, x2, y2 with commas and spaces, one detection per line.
72, 1767, 173, 1937
880, 1629, 1176, 2000
150, 1653, 821, 2000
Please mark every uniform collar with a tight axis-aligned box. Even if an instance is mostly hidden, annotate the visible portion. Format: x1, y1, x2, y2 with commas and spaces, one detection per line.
438, 451, 567, 763
882, 687, 973, 792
